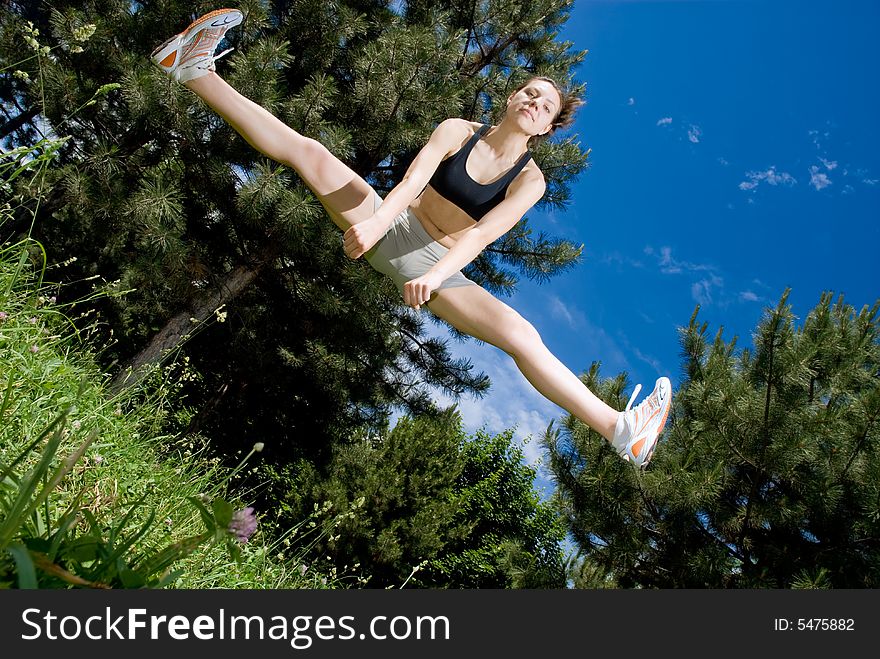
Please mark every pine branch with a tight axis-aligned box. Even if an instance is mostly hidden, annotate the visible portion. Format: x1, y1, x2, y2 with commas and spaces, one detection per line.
737, 313, 781, 561
465, 76, 490, 121
368, 66, 429, 166
839, 406, 879, 482
457, 0, 479, 70
0, 106, 40, 140
705, 402, 760, 469
694, 515, 747, 564
462, 32, 519, 76
396, 324, 487, 396
484, 245, 560, 260
634, 475, 662, 528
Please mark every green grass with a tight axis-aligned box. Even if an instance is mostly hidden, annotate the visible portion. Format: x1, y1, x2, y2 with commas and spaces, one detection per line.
0, 234, 341, 589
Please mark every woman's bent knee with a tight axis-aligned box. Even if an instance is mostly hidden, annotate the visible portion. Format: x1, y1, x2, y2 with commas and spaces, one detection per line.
500, 316, 543, 356
282, 134, 319, 168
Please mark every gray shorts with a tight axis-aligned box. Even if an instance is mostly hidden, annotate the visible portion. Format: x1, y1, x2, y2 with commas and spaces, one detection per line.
364, 192, 477, 293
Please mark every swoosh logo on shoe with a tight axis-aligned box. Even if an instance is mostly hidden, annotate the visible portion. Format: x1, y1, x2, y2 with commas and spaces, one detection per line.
210, 17, 237, 27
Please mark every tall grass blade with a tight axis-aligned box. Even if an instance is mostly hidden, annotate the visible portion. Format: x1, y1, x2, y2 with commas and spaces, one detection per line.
7, 544, 37, 589
0, 408, 71, 484
0, 412, 71, 547
0, 371, 16, 419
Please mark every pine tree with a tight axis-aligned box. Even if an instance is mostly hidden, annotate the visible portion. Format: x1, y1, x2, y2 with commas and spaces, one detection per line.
546, 290, 880, 588
0, 1, 589, 466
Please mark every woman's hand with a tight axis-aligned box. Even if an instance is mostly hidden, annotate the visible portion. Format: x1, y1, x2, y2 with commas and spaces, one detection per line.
343, 216, 387, 259
403, 272, 444, 310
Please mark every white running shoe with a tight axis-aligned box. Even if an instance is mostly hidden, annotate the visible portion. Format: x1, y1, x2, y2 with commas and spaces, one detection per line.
151, 8, 243, 83
611, 376, 672, 468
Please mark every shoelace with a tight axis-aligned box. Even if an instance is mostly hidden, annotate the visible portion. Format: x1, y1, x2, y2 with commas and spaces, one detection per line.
624, 383, 642, 414
181, 46, 234, 71
205, 46, 233, 65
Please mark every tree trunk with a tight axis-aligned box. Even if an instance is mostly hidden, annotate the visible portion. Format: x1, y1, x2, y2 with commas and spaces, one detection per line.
109, 252, 276, 393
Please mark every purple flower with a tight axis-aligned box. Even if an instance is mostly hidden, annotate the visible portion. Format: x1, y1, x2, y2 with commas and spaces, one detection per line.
227, 507, 258, 543
29, 344, 39, 353
0, 311, 8, 322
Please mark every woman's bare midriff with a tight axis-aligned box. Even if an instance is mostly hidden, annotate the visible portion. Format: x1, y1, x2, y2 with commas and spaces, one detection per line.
408, 185, 477, 248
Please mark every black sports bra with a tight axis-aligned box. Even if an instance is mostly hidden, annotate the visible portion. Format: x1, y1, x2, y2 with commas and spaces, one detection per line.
427, 124, 532, 221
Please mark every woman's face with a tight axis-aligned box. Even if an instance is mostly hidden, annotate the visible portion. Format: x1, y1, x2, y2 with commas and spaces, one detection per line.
507, 79, 562, 136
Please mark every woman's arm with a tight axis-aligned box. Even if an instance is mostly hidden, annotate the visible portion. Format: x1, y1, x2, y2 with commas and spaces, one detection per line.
343, 118, 470, 259
373, 119, 470, 225
403, 169, 547, 309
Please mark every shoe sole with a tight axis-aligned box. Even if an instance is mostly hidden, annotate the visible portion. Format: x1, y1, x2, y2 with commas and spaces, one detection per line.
182, 8, 243, 39
151, 9, 243, 70
636, 377, 672, 468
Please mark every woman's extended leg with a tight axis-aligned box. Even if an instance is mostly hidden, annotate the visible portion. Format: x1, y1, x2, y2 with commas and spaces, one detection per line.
184, 72, 376, 231
427, 285, 621, 442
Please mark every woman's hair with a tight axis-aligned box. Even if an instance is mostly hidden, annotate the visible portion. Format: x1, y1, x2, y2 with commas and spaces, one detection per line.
513, 76, 585, 141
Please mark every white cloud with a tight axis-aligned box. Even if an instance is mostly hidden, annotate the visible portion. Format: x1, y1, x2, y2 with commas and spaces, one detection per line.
809, 165, 832, 191
761, 168, 795, 185
808, 127, 831, 150
540, 296, 631, 376
739, 166, 797, 191
687, 124, 702, 143
600, 251, 644, 269
548, 295, 585, 330
614, 332, 668, 381
692, 281, 711, 305
864, 178, 878, 186
655, 245, 715, 275
632, 346, 665, 375
819, 157, 838, 170
691, 273, 724, 306
658, 246, 682, 274
627, 97, 635, 106
718, 157, 729, 166
656, 117, 672, 126
739, 290, 760, 302
645, 245, 724, 305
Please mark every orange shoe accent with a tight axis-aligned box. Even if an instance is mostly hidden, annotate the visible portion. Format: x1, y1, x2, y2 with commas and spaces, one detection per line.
159, 51, 177, 67
630, 437, 646, 458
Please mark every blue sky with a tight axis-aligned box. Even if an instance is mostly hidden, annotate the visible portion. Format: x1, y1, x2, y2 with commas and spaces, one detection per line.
427, 0, 880, 495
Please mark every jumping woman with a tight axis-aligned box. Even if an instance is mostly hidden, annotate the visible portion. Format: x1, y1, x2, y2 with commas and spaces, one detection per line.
151, 9, 672, 467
